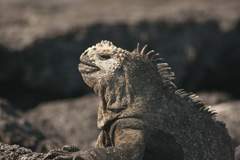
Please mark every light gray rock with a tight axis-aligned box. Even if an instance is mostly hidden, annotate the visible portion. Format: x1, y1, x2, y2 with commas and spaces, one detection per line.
236, 145, 240, 160
212, 101, 240, 146
198, 92, 232, 105
24, 95, 99, 149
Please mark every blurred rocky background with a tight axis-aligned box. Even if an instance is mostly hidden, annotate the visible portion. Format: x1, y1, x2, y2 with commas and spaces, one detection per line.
0, 0, 240, 154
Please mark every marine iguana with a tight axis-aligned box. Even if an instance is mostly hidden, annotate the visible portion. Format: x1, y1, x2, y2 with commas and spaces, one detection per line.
47, 40, 234, 160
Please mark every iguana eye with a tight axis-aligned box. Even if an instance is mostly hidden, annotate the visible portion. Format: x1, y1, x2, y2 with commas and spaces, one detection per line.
99, 54, 111, 60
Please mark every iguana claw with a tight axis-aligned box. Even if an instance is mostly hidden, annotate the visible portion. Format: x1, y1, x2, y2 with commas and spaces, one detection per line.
62, 145, 80, 152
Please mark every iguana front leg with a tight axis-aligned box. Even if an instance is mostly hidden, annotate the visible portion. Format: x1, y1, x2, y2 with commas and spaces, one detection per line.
51, 119, 145, 160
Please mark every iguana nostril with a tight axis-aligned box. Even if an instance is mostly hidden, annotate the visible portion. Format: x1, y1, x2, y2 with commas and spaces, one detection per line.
80, 51, 89, 60
80, 52, 91, 62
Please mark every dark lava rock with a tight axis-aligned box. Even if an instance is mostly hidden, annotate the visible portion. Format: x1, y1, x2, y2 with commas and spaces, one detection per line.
0, 142, 73, 160
0, 143, 44, 160
24, 95, 99, 149
0, 98, 19, 119
0, 99, 62, 152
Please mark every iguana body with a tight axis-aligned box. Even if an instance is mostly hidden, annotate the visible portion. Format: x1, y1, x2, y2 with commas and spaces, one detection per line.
53, 40, 234, 160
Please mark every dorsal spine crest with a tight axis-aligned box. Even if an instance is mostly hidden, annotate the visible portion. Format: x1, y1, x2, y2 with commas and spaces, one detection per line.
136, 43, 215, 116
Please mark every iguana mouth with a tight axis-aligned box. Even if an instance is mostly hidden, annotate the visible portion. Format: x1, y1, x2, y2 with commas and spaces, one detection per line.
79, 60, 100, 74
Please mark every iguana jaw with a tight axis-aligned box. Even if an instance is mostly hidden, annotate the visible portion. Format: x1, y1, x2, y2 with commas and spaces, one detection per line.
79, 59, 100, 74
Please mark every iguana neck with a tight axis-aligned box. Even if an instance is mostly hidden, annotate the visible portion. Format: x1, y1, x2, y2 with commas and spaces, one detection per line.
95, 62, 163, 129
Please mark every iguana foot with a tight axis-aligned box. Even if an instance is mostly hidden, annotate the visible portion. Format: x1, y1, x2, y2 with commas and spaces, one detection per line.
44, 145, 81, 160
62, 145, 80, 152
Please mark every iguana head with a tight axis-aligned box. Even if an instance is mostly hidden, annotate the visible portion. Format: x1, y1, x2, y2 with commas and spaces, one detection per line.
79, 40, 176, 113
79, 40, 129, 93
79, 40, 175, 93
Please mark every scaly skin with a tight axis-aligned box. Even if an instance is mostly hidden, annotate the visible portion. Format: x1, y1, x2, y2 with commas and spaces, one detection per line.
52, 40, 234, 160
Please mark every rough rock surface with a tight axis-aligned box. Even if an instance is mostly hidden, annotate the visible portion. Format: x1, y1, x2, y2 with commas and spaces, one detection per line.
0, 99, 42, 150
212, 101, 240, 147
0, 99, 63, 152
1, 0, 240, 109
0, 143, 45, 160
24, 95, 99, 149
